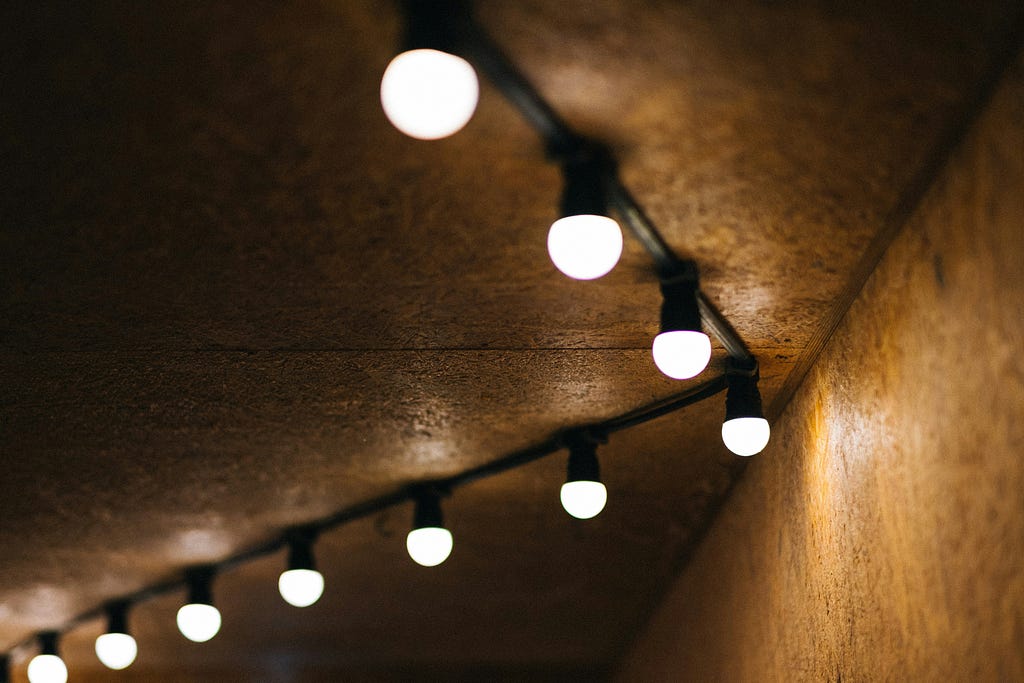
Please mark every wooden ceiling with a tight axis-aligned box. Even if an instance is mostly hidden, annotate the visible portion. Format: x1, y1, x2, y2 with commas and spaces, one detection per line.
1, 0, 1020, 680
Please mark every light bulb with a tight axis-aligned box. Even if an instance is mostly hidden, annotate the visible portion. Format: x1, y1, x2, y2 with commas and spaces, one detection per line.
560, 480, 607, 519
95, 633, 138, 670
652, 330, 712, 379
96, 601, 137, 670
406, 527, 453, 567
27, 655, 66, 683
722, 416, 770, 456
723, 371, 768, 456
560, 436, 606, 519
278, 568, 325, 608
381, 48, 479, 140
176, 603, 221, 643
547, 215, 623, 280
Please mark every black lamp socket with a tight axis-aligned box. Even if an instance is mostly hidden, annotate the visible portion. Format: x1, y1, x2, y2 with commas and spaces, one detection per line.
412, 491, 445, 530
566, 441, 601, 484
660, 278, 702, 334
725, 373, 764, 421
185, 568, 215, 606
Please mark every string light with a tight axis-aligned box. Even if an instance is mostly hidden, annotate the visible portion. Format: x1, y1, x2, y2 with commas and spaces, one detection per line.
559, 434, 607, 519
2, 0, 765, 666
547, 147, 623, 280
177, 569, 222, 643
652, 275, 712, 380
279, 532, 325, 608
27, 633, 66, 683
94, 601, 138, 670
406, 489, 453, 567
381, 0, 478, 139
722, 372, 770, 456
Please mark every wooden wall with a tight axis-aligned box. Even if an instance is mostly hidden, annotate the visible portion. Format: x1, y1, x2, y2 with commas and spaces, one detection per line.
618, 51, 1024, 682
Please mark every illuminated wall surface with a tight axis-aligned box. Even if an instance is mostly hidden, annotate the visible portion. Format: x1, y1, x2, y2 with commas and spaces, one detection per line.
620, 53, 1024, 682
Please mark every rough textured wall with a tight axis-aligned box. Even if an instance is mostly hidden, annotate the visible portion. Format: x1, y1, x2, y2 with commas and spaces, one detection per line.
618, 51, 1024, 682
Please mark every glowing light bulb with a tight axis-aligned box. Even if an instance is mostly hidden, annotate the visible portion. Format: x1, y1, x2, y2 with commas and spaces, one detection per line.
722, 416, 770, 456
176, 603, 221, 643
280, 533, 324, 606
381, 49, 479, 140
95, 602, 137, 670
547, 215, 623, 280
560, 480, 607, 519
27, 655, 67, 683
652, 330, 712, 379
722, 372, 768, 456
278, 568, 325, 608
560, 436, 606, 519
407, 491, 453, 567
95, 633, 138, 670
406, 527, 453, 567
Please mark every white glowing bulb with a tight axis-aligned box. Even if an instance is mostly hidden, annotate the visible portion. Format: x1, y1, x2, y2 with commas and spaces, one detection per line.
380, 49, 479, 140
652, 330, 712, 379
406, 526, 453, 567
95, 632, 138, 670
27, 655, 67, 683
722, 416, 771, 456
176, 603, 221, 642
278, 568, 325, 608
560, 480, 607, 519
547, 215, 623, 280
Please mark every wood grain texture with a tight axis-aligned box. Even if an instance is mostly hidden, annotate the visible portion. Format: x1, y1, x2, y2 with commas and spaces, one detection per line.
619, 49, 1024, 683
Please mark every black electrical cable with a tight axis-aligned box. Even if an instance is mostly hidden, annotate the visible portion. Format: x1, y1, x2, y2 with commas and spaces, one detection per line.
696, 294, 756, 369
461, 31, 582, 157
606, 179, 690, 277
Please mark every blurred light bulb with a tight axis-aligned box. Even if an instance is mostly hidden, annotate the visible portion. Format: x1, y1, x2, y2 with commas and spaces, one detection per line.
560, 480, 607, 519
95, 633, 137, 670
176, 603, 221, 643
722, 416, 770, 456
406, 527, 453, 567
652, 330, 712, 379
381, 49, 479, 140
547, 215, 623, 280
27, 655, 67, 683
723, 373, 768, 456
561, 437, 606, 519
278, 568, 325, 608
